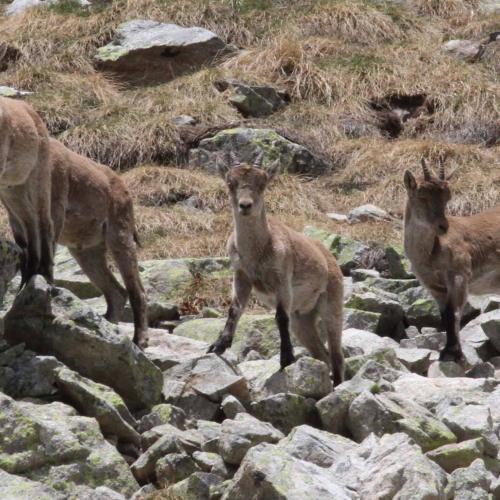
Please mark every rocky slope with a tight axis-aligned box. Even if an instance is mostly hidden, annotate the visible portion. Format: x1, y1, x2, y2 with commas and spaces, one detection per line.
0, 234, 499, 498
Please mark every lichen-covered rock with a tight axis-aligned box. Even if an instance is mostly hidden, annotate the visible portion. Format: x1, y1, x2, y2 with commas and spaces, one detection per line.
141, 423, 201, 453
162, 354, 249, 420
221, 395, 246, 419
405, 296, 441, 329
155, 453, 199, 488
223, 443, 356, 500
364, 276, 419, 294
174, 314, 282, 360
331, 433, 447, 498
96, 20, 229, 84
395, 347, 433, 374
445, 459, 494, 499
137, 404, 186, 433
251, 393, 318, 434
426, 438, 486, 473
54, 367, 140, 446
347, 391, 456, 451
283, 357, 332, 399
0, 469, 64, 500
342, 328, 399, 357
277, 425, 357, 467
218, 413, 284, 465
400, 327, 446, 351
343, 308, 380, 333
4, 276, 162, 410
192, 451, 228, 478
238, 357, 285, 400
344, 347, 408, 380
190, 127, 327, 175
0, 393, 138, 496
167, 472, 224, 500
384, 245, 414, 279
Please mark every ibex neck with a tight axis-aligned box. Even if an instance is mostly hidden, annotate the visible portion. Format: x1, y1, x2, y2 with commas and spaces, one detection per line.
233, 207, 271, 256
404, 204, 440, 256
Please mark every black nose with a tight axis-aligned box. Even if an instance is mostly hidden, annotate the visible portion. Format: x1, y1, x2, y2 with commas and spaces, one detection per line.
239, 202, 252, 210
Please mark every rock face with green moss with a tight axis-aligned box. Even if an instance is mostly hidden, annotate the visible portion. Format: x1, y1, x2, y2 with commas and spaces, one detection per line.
95, 20, 230, 84
190, 127, 328, 175
0, 393, 138, 496
4, 276, 162, 410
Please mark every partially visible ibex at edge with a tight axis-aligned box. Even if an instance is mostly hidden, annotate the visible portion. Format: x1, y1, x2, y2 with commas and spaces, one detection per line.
49, 138, 148, 348
404, 158, 500, 363
208, 152, 345, 385
0, 97, 55, 286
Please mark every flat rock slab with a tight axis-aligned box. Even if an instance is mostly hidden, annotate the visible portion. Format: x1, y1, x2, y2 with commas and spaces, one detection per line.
95, 20, 229, 84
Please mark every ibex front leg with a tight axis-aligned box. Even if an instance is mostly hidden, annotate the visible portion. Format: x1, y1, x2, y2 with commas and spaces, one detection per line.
275, 282, 295, 369
208, 270, 252, 355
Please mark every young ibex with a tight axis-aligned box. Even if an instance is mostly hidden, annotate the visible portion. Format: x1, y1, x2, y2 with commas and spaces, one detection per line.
0, 97, 55, 286
208, 152, 345, 385
49, 138, 148, 347
404, 158, 500, 363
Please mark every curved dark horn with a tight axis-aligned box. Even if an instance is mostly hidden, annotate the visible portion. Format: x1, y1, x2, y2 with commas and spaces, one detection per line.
421, 158, 431, 181
253, 150, 264, 167
229, 151, 240, 166
438, 157, 446, 181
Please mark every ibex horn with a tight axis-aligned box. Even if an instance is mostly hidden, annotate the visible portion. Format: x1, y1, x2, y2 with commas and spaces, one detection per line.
421, 158, 432, 181
229, 151, 240, 166
253, 150, 264, 168
438, 156, 446, 181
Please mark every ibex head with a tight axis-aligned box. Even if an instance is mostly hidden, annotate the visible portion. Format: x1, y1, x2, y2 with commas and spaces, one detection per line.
216, 150, 280, 216
404, 157, 454, 232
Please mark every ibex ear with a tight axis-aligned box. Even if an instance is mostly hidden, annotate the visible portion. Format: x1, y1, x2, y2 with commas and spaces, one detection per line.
216, 155, 229, 181
404, 170, 417, 191
266, 159, 280, 183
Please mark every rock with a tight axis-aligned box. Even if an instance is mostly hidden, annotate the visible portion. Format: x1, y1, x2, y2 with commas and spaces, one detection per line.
347, 391, 456, 451
405, 297, 441, 329
350, 268, 380, 281
172, 114, 197, 126
384, 245, 414, 279
347, 204, 392, 224
445, 459, 493, 499
331, 433, 447, 498
345, 347, 408, 379
192, 451, 228, 478
478, 309, 500, 352
96, 21, 229, 84
238, 358, 286, 400
155, 453, 199, 488
365, 276, 419, 294
223, 442, 355, 500
218, 413, 284, 465
0, 469, 64, 499
54, 367, 140, 446
251, 393, 318, 434
428, 361, 465, 378
283, 357, 332, 399
395, 347, 433, 374
0, 85, 32, 97
326, 212, 348, 222
174, 314, 281, 360
162, 354, 249, 420
443, 39, 482, 60
141, 422, 201, 452
0, 393, 138, 496
342, 328, 399, 357
426, 438, 486, 473
4, 276, 162, 410
137, 403, 186, 433
167, 472, 223, 500
467, 362, 495, 379
277, 425, 357, 467
195, 420, 223, 453
343, 308, 380, 333
215, 79, 288, 117
5, 0, 89, 16
190, 127, 327, 176
459, 311, 499, 365
400, 328, 446, 351
221, 395, 246, 419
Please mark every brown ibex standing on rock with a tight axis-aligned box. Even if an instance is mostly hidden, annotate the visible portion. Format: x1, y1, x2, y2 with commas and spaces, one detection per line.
404, 158, 500, 363
208, 152, 345, 385
0, 97, 55, 286
49, 138, 148, 348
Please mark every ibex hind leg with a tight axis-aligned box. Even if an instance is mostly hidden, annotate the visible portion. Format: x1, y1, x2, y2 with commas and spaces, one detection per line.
69, 243, 127, 322
290, 309, 330, 365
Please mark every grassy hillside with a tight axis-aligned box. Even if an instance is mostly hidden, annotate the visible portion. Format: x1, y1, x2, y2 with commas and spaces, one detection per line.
0, 0, 498, 259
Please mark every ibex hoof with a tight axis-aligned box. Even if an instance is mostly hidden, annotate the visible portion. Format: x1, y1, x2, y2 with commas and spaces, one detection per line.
207, 340, 228, 355
134, 334, 150, 350
280, 351, 296, 370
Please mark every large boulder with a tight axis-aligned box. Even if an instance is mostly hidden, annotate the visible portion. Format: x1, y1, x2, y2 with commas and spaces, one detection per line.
189, 127, 327, 175
0, 469, 63, 500
0, 393, 138, 496
5, 0, 89, 16
95, 20, 229, 84
4, 276, 162, 410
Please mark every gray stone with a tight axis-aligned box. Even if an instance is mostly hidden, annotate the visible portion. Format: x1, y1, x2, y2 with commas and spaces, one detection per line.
218, 413, 284, 465
141, 423, 201, 452
4, 276, 162, 410
137, 403, 186, 433
54, 367, 140, 446
221, 395, 246, 419
283, 357, 332, 399
162, 354, 249, 420
443, 39, 482, 60
342, 328, 398, 357
343, 308, 380, 333
345, 347, 408, 380
395, 347, 433, 374
251, 392, 318, 434
277, 425, 357, 467
96, 21, 230, 84
400, 329, 446, 351
428, 361, 466, 378
365, 277, 419, 294
5, 0, 89, 16
195, 420, 223, 453
155, 452, 199, 488
223, 443, 356, 500
0, 469, 64, 500
350, 268, 380, 281
384, 245, 414, 279
467, 362, 495, 379
238, 357, 286, 400
0, 393, 138, 496
347, 204, 391, 224
478, 309, 500, 352
172, 114, 197, 126
167, 472, 223, 500
0, 85, 32, 97
190, 128, 327, 176
445, 459, 493, 499
426, 438, 486, 473
347, 391, 456, 451
192, 451, 228, 478
326, 212, 348, 222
